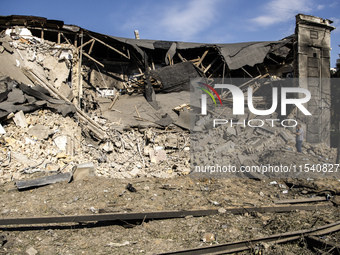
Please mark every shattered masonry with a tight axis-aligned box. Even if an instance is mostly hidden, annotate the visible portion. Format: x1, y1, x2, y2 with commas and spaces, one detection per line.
0, 14, 337, 183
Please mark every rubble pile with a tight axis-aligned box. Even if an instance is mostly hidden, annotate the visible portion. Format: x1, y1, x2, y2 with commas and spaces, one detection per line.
191, 113, 338, 178
0, 108, 190, 184
0, 16, 338, 185
0, 28, 75, 100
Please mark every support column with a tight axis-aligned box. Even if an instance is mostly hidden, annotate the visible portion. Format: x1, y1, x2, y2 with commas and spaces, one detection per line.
295, 14, 335, 145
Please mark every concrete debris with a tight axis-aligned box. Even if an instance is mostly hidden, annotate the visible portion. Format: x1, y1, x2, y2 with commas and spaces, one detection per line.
28, 124, 53, 140
0, 14, 337, 185
191, 110, 338, 178
26, 247, 38, 255
72, 162, 95, 181
149, 148, 167, 164
13, 110, 28, 128
16, 172, 72, 190
0, 123, 5, 134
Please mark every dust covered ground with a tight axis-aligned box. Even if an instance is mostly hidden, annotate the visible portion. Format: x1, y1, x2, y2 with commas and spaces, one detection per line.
0, 110, 340, 254
0, 30, 339, 255
0, 175, 339, 254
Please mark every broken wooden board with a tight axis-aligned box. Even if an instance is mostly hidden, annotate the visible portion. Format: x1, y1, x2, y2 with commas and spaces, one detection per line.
274, 196, 328, 204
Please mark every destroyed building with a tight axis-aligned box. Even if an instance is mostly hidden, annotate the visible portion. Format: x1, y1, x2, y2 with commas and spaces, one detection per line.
0, 13, 338, 183
0, 13, 340, 254
0, 14, 335, 146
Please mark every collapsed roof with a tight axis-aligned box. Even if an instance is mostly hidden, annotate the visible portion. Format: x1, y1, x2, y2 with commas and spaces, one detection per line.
0, 15, 295, 85
0, 15, 296, 132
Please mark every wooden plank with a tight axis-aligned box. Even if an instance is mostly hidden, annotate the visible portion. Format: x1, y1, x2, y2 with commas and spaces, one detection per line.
274, 196, 328, 204
88, 40, 95, 55
27, 69, 106, 139
88, 34, 130, 59
78, 32, 83, 108
208, 62, 223, 78
77, 38, 94, 50
108, 93, 119, 110
225, 204, 332, 215
27, 26, 75, 35
203, 56, 219, 74
134, 105, 141, 117
195, 50, 209, 67
74, 34, 77, 47
60, 33, 71, 45
177, 53, 187, 62
241, 67, 253, 78
82, 52, 104, 67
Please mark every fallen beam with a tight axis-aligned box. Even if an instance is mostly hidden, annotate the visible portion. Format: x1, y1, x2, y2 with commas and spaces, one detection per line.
0, 209, 218, 226
27, 69, 106, 139
224, 204, 332, 214
82, 52, 104, 67
0, 204, 332, 226
194, 50, 209, 67
16, 172, 72, 190
87, 34, 130, 59
77, 38, 94, 50
274, 196, 328, 204
159, 221, 340, 255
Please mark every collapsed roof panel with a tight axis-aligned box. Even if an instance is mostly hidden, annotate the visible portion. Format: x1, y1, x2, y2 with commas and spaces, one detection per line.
0, 15, 64, 29
0, 15, 295, 79
150, 62, 201, 92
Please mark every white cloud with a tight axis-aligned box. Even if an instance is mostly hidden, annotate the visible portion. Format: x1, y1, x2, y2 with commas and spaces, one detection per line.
250, 0, 312, 27
118, 0, 222, 42
158, 0, 221, 41
317, 4, 325, 10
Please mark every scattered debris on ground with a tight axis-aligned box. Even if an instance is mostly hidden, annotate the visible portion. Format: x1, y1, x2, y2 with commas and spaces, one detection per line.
0, 14, 339, 254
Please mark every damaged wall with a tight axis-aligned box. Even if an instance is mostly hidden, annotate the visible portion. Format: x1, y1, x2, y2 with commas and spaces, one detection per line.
295, 14, 335, 145
0, 14, 336, 146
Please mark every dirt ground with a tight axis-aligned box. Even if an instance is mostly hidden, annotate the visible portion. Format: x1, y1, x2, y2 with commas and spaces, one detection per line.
0, 175, 339, 254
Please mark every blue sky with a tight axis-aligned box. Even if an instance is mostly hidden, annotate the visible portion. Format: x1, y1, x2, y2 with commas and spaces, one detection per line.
1, 0, 339, 67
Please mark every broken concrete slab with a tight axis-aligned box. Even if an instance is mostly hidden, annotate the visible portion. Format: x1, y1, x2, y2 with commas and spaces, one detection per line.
227, 127, 236, 136
129, 168, 140, 177
28, 124, 52, 140
238, 154, 259, 165
198, 136, 212, 148
13, 110, 27, 128
16, 172, 72, 190
54, 135, 74, 155
155, 113, 173, 127
216, 141, 235, 153
59, 83, 74, 101
101, 141, 114, 152
279, 130, 294, 143
11, 151, 38, 167
257, 126, 276, 134
174, 109, 191, 130
73, 162, 95, 181
235, 125, 242, 135
150, 149, 167, 164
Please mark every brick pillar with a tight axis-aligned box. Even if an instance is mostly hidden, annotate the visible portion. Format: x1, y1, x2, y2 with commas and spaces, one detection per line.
295, 14, 335, 145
